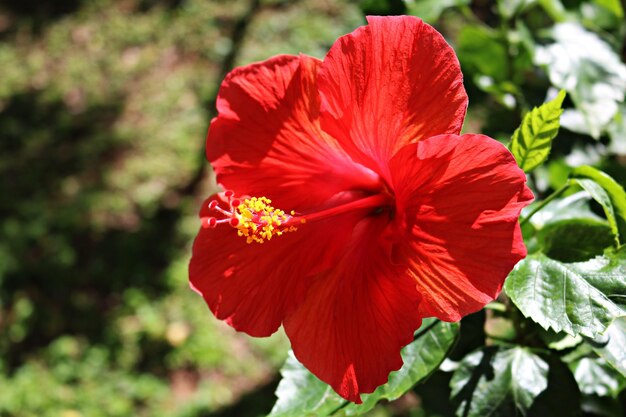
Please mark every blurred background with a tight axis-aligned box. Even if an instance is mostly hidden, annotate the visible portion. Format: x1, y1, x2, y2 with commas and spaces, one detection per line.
0, 0, 624, 416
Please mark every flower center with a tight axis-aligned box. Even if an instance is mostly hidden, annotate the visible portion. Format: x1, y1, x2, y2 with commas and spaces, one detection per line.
201, 190, 301, 244
202, 190, 392, 244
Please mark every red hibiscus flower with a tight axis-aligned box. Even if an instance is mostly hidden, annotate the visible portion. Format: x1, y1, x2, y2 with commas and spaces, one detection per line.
189, 16, 532, 403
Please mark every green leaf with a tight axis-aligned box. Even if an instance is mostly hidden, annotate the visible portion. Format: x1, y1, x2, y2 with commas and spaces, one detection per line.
571, 165, 626, 246
505, 252, 626, 338
342, 320, 459, 415
404, 0, 469, 23
594, 0, 624, 18
509, 90, 565, 172
593, 317, 626, 377
538, 218, 614, 262
450, 347, 549, 417
497, 0, 536, 19
525, 192, 603, 228
268, 319, 459, 417
269, 351, 345, 417
570, 357, 624, 397
457, 25, 508, 82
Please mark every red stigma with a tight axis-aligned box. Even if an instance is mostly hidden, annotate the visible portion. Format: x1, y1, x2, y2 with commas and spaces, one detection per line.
201, 217, 217, 229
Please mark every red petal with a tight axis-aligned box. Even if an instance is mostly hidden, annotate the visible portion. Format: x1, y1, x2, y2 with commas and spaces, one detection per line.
318, 16, 467, 176
189, 196, 363, 337
389, 134, 533, 321
283, 218, 422, 403
208, 54, 380, 211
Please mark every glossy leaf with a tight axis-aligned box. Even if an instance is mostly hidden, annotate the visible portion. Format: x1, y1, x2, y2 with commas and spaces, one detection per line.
450, 347, 549, 417
505, 251, 626, 337
509, 90, 565, 172
342, 320, 460, 415
538, 218, 613, 262
571, 357, 624, 397
571, 165, 626, 245
269, 350, 345, 417
268, 319, 459, 417
593, 317, 626, 377
525, 192, 603, 228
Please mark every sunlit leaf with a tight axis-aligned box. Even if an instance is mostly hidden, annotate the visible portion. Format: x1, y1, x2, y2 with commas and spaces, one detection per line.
593, 317, 626, 377
509, 90, 565, 172
450, 347, 548, 417
571, 357, 624, 397
571, 165, 626, 246
524, 192, 602, 228
268, 319, 459, 417
505, 251, 626, 337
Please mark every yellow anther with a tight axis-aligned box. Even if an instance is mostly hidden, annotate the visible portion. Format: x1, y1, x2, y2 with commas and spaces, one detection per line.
234, 196, 297, 244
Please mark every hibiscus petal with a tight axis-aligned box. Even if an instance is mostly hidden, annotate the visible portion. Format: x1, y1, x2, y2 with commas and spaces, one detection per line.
389, 134, 533, 321
208, 54, 380, 211
189, 196, 364, 337
283, 218, 422, 403
318, 15, 467, 175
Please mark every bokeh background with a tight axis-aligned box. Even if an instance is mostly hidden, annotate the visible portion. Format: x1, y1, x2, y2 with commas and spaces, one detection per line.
0, 0, 624, 416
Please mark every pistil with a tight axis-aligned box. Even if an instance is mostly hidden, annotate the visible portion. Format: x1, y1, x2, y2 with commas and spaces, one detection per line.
202, 190, 391, 244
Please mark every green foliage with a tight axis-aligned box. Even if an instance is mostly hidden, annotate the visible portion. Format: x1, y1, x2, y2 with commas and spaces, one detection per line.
3, 0, 626, 416
505, 251, 626, 337
538, 218, 614, 262
403, 0, 469, 23
593, 0, 624, 19
509, 90, 565, 172
0, 1, 360, 416
534, 22, 626, 139
269, 319, 459, 417
457, 25, 508, 82
571, 357, 625, 397
571, 165, 626, 246
593, 317, 626, 377
497, 0, 536, 19
450, 347, 549, 417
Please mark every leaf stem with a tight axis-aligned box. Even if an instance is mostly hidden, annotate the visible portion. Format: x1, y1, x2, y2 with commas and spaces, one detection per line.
520, 181, 571, 226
